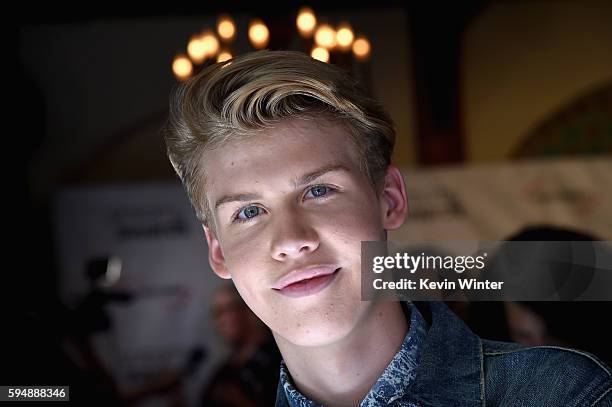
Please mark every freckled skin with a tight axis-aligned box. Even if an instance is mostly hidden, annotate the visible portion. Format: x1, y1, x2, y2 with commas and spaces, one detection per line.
202, 118, 390, 348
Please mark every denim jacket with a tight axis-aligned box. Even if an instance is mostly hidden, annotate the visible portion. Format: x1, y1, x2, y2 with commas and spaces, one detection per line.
275, 301, 612, 406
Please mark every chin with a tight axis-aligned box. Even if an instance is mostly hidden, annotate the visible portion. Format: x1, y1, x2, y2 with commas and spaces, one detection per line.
274, 307, 367, 347
287, 324, 354, 347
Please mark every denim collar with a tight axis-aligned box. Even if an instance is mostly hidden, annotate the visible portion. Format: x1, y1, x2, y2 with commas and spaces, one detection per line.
275, 301, 484, 407
408, 301, 484, 407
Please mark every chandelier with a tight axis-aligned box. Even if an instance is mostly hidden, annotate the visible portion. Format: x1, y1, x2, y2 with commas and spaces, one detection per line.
172, 7, 372, 81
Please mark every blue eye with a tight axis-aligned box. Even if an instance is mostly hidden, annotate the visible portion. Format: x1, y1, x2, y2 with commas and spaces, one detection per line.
306, 185, 331, 198
236, 205, 261, 221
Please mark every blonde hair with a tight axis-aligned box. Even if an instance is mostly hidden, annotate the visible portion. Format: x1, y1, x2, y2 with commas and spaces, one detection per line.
164, 50, 395, 226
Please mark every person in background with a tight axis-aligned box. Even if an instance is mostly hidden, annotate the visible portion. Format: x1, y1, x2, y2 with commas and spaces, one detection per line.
202, 284, 281, 407
505, 299, 612, 366
467, 226, 612, 366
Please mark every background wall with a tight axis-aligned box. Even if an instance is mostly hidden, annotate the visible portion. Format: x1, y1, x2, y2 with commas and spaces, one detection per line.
19, 8, 416, 202
463, 1, 612, 162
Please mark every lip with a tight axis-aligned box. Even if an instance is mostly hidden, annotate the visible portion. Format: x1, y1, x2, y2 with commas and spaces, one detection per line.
273, 265, 341, 298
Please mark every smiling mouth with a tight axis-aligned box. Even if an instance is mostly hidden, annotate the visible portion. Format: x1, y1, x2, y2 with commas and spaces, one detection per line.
275, 267, 341, 298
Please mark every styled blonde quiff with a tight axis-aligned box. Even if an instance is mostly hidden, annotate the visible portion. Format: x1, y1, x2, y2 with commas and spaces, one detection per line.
164, 50, 395, 226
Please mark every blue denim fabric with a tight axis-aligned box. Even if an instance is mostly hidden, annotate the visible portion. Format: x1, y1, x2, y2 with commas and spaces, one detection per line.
275, 301, 612, 406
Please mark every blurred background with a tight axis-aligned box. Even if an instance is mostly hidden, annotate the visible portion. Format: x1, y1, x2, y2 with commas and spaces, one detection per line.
12, 1, 612, 406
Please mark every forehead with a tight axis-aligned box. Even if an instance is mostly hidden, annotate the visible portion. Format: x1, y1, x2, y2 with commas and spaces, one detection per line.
202, 118, 362, 197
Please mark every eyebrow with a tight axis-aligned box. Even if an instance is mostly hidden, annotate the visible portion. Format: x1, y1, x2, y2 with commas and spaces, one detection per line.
213, 163, 350, 211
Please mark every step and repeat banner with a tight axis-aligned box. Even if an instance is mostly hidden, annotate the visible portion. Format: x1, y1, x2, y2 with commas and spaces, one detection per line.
54, 182, 224, 407
394, 156, 612, 241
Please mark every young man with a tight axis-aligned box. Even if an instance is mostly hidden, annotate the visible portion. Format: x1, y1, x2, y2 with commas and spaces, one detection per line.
164, 50, 612, 406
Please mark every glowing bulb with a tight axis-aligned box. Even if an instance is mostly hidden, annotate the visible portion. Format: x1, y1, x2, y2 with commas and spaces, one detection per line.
217, 50, 232, 63
352, 36, 371, 61
187, 36, 207, 63
217, 15, 236, 41
336, 23, 354, 51
311, 46, 329, 63
296, 7, 316, 37
172, 55, 193, 80
314, 24, 336, 49
200, 31, 220, 58
249, 19, 270, 49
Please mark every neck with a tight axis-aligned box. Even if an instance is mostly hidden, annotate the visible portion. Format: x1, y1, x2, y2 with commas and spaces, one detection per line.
273, 300, 408, 407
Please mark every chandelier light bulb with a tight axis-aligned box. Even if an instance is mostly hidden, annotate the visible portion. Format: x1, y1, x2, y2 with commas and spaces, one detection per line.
352, 36, 371, 61
311, 46, 330, 63
217, 15, 236, 41
297, 7, 317, 38
200, 31, 220, 58
314, 24, 336, 49
336, 23, 354, 51
217, 50, 233, 63
187, 36, 207, 63
249, 19, 270, 49
172, 55, 193, 80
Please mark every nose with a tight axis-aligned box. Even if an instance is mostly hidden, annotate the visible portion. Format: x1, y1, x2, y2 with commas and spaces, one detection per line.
270, 212, 320, 261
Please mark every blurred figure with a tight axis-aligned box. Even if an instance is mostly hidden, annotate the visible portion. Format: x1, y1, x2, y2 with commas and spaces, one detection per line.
504, 300, 612, 365
61, 257, 134, 405
505, 301, 567, 346
62, 257, 199, 406
202, 284, 281, 407
452, 300, 511, 342
468, 226, 612, 365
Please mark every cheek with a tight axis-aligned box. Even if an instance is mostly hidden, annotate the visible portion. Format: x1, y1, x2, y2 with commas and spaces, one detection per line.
222, 229, 268, 268
220, 237, 272, 315
324, 194, 385, 242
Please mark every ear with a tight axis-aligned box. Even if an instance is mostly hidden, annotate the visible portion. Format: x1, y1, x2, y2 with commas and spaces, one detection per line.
203, 225, 231, 279
379, 165, 409, 230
